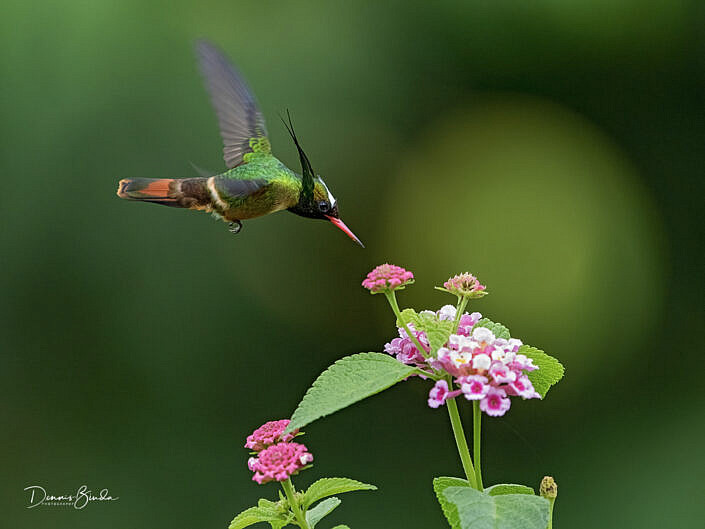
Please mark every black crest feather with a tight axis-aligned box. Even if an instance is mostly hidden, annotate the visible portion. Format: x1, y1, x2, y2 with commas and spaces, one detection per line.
281, 110, 315, 205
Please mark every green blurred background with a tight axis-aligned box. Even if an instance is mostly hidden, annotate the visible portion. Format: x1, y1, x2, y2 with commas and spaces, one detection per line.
1, 1, 703, 527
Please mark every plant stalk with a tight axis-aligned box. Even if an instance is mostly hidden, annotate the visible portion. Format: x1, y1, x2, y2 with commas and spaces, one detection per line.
281, 478, 310, 529
452, 296, 470, 331
446, 396, 479, 489
384, 291, 428, 357
472, 400, 484, 490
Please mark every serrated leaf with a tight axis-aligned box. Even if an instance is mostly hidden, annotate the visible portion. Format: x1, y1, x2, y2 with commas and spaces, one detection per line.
303, 477, 377, 509
474, 318, 511, 340
519, 345, 564, 398
305, 497, 341, 528
485, 484, 535, 496
396, 308, 421, 328
257, 498, 279, 510
229, 506, 286, 529
287, 353, 417, 432
433, 477, 471, 529
444, 487, 550, 529
420, 317, 454, 354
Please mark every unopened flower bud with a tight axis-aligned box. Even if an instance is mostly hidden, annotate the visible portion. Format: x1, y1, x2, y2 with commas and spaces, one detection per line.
540, 476, 557, 499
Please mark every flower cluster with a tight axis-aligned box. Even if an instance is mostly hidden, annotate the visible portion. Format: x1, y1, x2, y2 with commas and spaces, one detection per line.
362, 264, 414, 294
440, 272, 487, 299
248, 442, 314, 484
245, 420, 313, 484
245, 419, 298, 452
384, 304, 540, 417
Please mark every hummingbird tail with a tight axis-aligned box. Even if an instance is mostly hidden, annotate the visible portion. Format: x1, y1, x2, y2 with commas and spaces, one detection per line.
117, 177, 213, 210
117, 178, 180, 206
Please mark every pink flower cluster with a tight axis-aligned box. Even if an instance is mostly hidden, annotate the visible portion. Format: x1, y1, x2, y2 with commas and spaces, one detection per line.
362, 264, 414, 294
384, 305, 540, 417
245, 420, 313, 485
245, 419, 298, 452
442, 273, 487, 298
248, 442, 314, 485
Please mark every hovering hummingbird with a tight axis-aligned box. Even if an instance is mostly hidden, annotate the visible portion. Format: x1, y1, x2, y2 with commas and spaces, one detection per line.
117, 40, 363, 246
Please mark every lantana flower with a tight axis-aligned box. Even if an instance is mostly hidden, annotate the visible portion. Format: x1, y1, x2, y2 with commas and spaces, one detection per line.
427, 380, 461, 408
384, 308, 540, 417
384, 325, 430, 367
362, 264, 414, 294
245, 419, 298, 452
438, 272, 487, 299
248, 442, 314, 484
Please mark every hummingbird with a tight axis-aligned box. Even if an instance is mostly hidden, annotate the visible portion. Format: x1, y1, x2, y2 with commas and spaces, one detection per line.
117, 40, 363, 246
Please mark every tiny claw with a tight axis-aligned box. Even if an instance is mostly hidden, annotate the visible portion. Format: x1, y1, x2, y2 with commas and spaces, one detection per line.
228, 220, 242, 234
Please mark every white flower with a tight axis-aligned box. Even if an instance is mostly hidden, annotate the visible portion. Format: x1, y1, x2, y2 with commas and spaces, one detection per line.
472, 353, 492, 370
450, 350, 473, 367
438, 305, 457, 321
472, 327, 495, 343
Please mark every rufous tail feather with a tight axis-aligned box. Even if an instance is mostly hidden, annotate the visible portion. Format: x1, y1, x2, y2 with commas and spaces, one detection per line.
117, 177, 213, 210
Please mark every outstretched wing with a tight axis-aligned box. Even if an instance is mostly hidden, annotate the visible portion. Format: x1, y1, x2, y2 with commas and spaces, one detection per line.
195, 40, 269, 168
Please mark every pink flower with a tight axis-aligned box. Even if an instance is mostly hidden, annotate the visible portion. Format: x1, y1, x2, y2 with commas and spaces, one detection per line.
507, 375, 541, 399
362, 264, 414, 294
245, 420, 297, 452
489, 362, 517, 384
249, 442, 314, 484
428, 380, 449, 408
384, 325, 429, 366
459, 375, 489, 400
480, 387, 511, 417
427, 380, 461, 408
510, 354, 538, 372
457, 312, 482, 336
441, 273, 487, 299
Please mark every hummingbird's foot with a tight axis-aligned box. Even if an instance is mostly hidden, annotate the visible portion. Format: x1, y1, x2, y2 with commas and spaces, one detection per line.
228, 220, 242, 234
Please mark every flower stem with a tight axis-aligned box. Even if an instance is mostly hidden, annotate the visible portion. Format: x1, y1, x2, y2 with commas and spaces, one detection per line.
384, 291, 428, 357
547, 497, 555, 529
281, 478, 309, 529
472, 400, 484, 490
446, 395, 479, 489
452, 296, 470, 332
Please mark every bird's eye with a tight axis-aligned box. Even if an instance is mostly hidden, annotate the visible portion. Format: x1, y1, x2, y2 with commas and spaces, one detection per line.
318, 201, 330, 213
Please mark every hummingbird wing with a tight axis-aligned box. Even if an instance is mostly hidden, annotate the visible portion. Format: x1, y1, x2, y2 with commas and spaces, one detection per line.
196, 40, 269, 169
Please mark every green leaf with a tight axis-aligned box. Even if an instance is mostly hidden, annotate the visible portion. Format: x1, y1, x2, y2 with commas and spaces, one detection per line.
257, 498, 280, 510
331, 526, 350, 529
433, 477, 471, 529
443, 487, 549, 529
519, 345, 564, 398
303, 477, 377, 509
305, 497, 341, 528
229, 506, 286, 529
396, 308, 421, 328
474, 318, 511, 340
484, 484, 535, 496
396, 309, 454, 355
287, 353, 417, 432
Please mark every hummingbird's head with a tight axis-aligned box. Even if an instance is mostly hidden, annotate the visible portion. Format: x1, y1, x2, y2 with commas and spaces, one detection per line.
288, 176, 364, 247
282, 111, 364, 247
